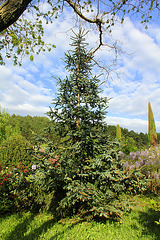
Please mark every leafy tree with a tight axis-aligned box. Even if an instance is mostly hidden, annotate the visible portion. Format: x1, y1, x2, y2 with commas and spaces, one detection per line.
1, 0, 159, 32
148, 102, 157, 146
1, 0, 160, 65
105, 125, 149, 152
0, 107, 21, 143
139, 132, 149, 146
10, 114, 58, 144
121, 136, 139, 155
0, 107, 11, 143
47, 28, 146, 220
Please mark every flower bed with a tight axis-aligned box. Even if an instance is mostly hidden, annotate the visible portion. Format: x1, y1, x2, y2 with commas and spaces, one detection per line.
120, 146, 160, 194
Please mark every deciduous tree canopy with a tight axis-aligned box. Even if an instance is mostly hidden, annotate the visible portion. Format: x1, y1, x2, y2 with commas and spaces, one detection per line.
1, 0, 159, 32
0, 0, 160, 65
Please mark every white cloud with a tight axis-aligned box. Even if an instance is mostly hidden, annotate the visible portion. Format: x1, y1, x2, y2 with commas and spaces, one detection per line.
105, 116, 148, 133
1, 11, 160, 134
0, 65, 53, 116
100, 17, 160, 133
105, 115, 160, 134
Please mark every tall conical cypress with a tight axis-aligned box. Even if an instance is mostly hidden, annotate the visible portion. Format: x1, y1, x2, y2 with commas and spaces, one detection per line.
148, 102, 157, 146
116, 124, 121, 140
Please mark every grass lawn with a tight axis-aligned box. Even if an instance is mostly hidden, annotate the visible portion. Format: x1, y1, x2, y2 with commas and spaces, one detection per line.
0, 195, 160, 240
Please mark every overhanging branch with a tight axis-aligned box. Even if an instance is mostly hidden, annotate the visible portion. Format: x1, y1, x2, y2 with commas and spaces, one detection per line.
0, 0, 32, 32
65, 0, 104, 53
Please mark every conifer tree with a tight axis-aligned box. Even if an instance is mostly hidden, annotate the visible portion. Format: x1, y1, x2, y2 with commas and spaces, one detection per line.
47, 29, 146, 219
148, 102, 157, 146
48, 28, 109, 163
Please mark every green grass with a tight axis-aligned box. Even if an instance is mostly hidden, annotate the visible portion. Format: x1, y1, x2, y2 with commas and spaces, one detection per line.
0, 196, 160, 240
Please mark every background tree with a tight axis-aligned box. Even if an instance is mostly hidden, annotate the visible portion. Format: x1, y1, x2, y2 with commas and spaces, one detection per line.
0, 134, 32, 167
0, 107, 21, 143
105, 125, 149, 152
148, 102, 157, 146
0, 109, 59, 146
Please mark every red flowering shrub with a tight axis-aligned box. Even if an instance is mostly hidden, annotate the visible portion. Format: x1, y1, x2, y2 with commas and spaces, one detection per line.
0, 164, 14, 214
48, 155, 60, 167
0, 163, 12, 185
0, 174, 11, 185
0, 148, 57, 215
0, 162, 34, 214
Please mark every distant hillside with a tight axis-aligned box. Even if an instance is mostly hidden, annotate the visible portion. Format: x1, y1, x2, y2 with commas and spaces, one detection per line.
2, 112, 160, 153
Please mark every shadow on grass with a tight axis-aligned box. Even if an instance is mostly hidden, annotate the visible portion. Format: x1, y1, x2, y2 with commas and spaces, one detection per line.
3, 213, 53, 240
48, 220, 80, 240
4, 213, 80, 240
135, 208, 160, 240
3, 213, 35, 240
22, 218, 56, 240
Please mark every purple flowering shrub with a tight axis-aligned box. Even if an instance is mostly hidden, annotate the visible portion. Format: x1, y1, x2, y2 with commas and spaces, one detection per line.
120, 146, 160, 194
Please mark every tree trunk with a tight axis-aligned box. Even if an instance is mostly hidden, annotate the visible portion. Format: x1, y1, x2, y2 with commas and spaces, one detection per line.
0, 0, 32, 32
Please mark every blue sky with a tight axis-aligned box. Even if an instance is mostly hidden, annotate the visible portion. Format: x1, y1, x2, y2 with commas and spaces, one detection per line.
1, 5, 160, 133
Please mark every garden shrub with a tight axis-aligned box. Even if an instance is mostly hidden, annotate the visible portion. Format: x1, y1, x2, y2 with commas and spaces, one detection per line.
122, 146, 160, 194
150, 198, 160, 225
9, 166, 52, 212
121, 136, 139, 155
0, 152, 56, 214
0, 134, 33, 168
0, 163, 14, 214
